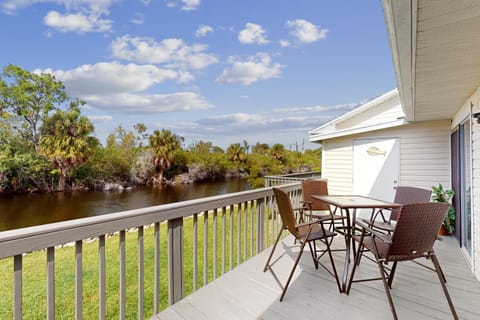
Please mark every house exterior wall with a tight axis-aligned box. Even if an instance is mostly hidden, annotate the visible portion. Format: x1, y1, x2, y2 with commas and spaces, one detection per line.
321, 120, 451, 195
473, 102, 480, 280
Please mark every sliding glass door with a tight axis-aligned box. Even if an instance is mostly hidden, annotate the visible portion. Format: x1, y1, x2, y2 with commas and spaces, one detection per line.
451, 119, 472, 261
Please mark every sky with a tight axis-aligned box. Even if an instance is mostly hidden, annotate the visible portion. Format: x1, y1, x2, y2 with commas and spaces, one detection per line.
0, 0, 397, 150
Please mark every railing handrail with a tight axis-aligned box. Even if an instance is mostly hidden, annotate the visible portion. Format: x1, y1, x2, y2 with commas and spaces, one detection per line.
264, 171, 321, 179
0, 183, 300, 259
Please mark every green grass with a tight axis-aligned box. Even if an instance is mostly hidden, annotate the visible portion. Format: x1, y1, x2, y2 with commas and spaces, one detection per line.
0, 204, 280, 319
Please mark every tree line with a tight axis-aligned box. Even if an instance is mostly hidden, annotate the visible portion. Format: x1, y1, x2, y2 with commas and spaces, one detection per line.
0, 64, 321, 193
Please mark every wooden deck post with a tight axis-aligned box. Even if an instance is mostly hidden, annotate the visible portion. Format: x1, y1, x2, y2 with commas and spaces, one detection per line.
168, 217, 184, 305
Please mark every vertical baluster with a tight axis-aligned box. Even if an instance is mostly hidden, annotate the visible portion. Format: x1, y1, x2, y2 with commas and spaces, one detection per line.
193, 214, 198, 291
213, 208, 217, 280
221, 207, 226, 275
154, 222, 160, 314
229, 205, 233, 271
243, 202, 247, 262
47, 247, 55, 320
14, 255, 22, 320
138, 226, 144, 320
272, 196, 276, 243
250, 201, 254, 258
256, 198, 265, 254
203, 211, 209, 286
266, 196, 271, 247
237, 204, 241, 266
75, 240, 83, 320
99, 235, 106, 320
119, 230, 126, 320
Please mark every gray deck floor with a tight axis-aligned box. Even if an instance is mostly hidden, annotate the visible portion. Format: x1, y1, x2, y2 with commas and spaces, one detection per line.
153, 236, 480, 320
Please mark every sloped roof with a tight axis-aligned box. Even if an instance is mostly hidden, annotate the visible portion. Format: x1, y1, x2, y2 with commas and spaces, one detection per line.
309, 89, 408, 142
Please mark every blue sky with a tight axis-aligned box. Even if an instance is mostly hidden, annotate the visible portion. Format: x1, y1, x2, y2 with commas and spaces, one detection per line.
0, 0, 396, 150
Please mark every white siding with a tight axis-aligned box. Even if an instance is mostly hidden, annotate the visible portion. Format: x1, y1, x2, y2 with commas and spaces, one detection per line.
473, 112, 480, 280
470, 89, 480, 280
322, 137, 353, 194
322, 120, 451, 195
336, 94, 403, 131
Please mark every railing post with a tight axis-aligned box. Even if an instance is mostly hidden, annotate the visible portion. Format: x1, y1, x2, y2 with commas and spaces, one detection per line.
256, 198, 265, 253
168, 217, 184, 305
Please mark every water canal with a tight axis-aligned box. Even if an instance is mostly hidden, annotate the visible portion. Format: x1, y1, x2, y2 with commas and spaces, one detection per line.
0, 178, 251, 231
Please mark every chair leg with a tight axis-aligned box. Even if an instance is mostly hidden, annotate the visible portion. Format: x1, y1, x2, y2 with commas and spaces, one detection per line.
279, 230, 311, 301
377, 260, 399, 320
387, 261, 398, 288
431, 253, 458, 320
325, 236, 342, 292
264, 227, 284, 272
308, 241, 319, 269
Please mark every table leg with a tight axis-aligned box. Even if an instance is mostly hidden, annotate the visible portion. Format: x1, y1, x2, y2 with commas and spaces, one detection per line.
341, 208, 352, 292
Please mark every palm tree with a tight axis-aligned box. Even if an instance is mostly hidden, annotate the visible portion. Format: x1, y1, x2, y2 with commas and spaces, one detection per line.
226, 143, 246, 163
39, 103, 97, 191
269, 143, 286, 163
148, 129, 184, 185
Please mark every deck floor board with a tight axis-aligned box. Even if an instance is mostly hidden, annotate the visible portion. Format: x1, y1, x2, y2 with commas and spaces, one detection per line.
153, 236, 480, 320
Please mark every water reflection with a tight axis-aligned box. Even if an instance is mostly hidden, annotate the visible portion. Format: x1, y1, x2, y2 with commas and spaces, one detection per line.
0, 179, 251, 231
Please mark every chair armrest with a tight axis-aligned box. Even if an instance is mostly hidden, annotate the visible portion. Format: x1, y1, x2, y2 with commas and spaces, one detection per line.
356, 220, 392, 244
296, 216, 332, 228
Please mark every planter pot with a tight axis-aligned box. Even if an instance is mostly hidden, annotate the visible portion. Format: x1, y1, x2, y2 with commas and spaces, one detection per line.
438, 225, 450, 236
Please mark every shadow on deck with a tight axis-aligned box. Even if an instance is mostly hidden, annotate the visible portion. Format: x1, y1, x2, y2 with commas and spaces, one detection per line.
153, 236, 480, 320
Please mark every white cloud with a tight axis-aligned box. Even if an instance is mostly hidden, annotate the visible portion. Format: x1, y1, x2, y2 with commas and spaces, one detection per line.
111, 35, 218, 69
216, 53, 283, 85
3, 0, 116, 33
274, 103, 359, 113
238, 23, 268, 45
279, 40, 290, 47
195, 24, 213, 37
181, 0, 200, 11
131, 12, 144, 25
88, 115, 113, 122
166, 2, 176, 8
86, 92, 212, 113
36, 61, 184, 97
44, 10, 112, 33
170, 112, 332, 146
286, 19, 328, 43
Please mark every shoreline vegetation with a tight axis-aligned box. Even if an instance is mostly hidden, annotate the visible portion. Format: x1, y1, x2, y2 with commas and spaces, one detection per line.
0, 64, 321, 195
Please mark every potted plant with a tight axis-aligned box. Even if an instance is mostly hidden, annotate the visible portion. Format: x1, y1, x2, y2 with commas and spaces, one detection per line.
431, 184, 455, 235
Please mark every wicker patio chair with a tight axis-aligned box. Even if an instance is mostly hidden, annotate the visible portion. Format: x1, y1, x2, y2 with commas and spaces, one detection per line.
264, 188, 342, 301
347, 202, 458, 320
364, 186, 432, 232
300, 179, 347, 229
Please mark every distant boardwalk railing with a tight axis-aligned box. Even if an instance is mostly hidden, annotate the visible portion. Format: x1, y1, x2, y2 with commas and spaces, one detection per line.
0, 183, 302, 320
264, 171, 322, 187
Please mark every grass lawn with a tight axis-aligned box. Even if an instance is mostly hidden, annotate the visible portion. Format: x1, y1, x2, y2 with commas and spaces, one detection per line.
0, 204, 279, 319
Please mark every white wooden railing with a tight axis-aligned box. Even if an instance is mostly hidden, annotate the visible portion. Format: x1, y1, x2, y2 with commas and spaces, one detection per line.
264, 171, 322, 187
0, 183, 302, 320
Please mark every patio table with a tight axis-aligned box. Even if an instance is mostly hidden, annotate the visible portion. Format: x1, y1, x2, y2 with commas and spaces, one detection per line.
312, 195, 401, 292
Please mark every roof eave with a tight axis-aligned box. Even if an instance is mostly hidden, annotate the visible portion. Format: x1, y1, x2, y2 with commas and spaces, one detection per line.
382, 0, 416, 122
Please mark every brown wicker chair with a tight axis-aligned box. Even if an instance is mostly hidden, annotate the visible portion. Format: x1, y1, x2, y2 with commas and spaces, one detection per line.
347, 202, 458, 320
264, 188, 341, 301
300, 179, 347, 228
364, 186, 432, 232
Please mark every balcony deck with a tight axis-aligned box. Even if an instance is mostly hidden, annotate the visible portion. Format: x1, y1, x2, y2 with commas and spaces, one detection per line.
153, 235, 480, 320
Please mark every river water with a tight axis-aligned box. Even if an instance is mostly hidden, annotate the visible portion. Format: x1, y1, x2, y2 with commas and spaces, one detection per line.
0, 179, 251, 231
